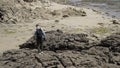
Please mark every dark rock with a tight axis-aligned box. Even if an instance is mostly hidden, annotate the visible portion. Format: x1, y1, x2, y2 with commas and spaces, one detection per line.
100, 33, 120, 52
0, 30, 120, 68
19, 30, 90, 51
0, 8, 5, 21
23, 0, 36, 2
112, 20, 120, 24
63, 15, 69, 18
81, 11, 87, 16
55, 20, 59, 22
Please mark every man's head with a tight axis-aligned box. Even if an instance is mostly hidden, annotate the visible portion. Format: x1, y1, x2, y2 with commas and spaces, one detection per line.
36, 24, 41, 29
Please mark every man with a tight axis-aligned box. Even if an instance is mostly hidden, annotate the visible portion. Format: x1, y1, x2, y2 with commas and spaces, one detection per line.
34, 24, 46, 53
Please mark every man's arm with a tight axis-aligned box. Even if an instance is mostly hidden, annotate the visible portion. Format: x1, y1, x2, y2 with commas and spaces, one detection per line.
41, 28, 46, 40
42, 31, 45, 37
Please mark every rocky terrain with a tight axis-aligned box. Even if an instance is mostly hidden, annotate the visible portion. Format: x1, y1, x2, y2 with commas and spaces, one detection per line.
0, 0, 120, 68
0, 0, 86, 24
0, 30, 120, 68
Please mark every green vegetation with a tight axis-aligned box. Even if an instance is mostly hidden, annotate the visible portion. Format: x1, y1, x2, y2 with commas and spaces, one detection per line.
91, 27, 110, 34
69, 28, 83, 33
50, 0, 69, 4
4, 29, 16, 34
74, 28, 82, 32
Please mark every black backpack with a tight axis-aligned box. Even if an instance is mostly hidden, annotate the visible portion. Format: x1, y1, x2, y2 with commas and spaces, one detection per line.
36, 29, 43, 38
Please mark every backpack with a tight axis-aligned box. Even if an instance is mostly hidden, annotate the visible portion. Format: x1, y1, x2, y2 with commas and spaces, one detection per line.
36, 29, 43, 39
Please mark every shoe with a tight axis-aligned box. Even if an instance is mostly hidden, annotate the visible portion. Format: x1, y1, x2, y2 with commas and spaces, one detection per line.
40, 52, 43, 54
38, 51, 44, 55
39, 52, 42, 55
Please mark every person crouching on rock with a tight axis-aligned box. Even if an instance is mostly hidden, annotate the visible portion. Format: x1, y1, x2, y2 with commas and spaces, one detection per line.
34, 24, 46, 53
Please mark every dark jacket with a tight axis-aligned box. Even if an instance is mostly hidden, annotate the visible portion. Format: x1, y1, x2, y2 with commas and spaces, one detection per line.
34, 28, 45, 40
